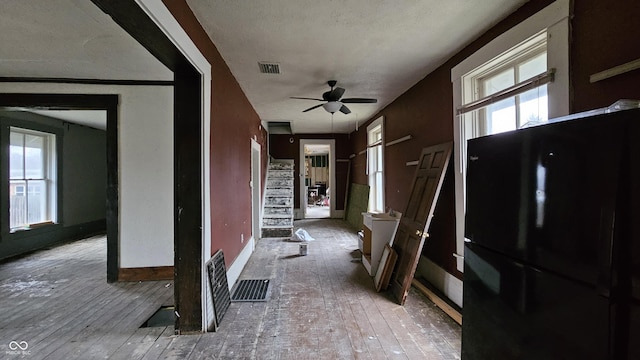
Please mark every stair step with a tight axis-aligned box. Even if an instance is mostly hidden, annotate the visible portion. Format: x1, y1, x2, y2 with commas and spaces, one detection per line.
263, 207, 292, 215
266, 189, 293, 196
261, 225, 293, 229
268, 162, 294, 170
268, 170, 294, 178
267, 179, 293, 187
265, 198, 292, 206
261, 227, 293, 238
263, 213, 293, 219
262, 160, 294, 238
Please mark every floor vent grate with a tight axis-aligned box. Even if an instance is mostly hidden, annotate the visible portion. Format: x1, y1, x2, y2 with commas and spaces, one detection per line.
258, 62, 281, 74
231, 279, 271, 302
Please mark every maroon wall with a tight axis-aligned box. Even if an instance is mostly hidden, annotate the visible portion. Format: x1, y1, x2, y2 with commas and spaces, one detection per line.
164, 1, 268, 267
349, 0, 640, 279
269, 133, 351, 211
571, 1, 640, 112
166, 0, 640, 276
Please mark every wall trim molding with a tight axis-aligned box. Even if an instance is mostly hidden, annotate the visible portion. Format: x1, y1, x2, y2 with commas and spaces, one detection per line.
226, 236, 255, 291
118, 266, 174, 281
416, 255, 463, 308
0, 77, 174, 86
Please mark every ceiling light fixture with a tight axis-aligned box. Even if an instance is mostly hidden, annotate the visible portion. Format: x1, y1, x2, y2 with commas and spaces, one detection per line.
323, 101, 342, 114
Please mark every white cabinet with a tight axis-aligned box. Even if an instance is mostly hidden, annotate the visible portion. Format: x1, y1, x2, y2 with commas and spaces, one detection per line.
361, 212, 401, 276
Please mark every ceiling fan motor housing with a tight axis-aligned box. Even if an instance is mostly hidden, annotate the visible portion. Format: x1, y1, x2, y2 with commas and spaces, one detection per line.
291, 80, 377, 114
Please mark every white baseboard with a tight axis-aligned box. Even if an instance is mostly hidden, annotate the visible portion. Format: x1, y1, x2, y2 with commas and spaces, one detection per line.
416, 255, 463, 308
226, 236, 255, 291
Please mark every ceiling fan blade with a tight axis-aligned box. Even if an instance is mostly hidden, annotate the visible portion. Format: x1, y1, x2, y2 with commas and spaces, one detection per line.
291, 97, 324, 101
339, 104, 351, 114
341, 98, 378, 103
302, 104, 325, 112
328, 87, 345, 101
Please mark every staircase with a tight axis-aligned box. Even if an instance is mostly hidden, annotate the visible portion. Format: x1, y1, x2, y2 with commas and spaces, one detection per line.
261, 160, 294, 238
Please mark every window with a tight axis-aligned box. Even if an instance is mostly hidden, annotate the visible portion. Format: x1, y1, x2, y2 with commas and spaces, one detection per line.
451, 0, 570, 272
367, 117, 384, 213
9, 127, 57, 231
465, 32, 548, 137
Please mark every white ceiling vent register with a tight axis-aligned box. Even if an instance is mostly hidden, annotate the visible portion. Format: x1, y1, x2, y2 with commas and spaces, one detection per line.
258, 62, 281, 74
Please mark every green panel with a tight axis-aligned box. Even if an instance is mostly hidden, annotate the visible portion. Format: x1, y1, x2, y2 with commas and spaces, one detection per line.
345, 183, 370, 231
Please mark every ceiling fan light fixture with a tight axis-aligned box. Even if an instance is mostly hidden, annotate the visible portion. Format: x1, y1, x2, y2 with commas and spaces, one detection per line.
323, 101, 342, 113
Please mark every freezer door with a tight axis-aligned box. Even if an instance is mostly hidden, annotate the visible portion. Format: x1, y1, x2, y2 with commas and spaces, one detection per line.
462, 243, 610, 360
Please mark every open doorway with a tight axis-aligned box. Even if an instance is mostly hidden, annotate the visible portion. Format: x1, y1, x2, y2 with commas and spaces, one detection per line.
0, 94, 119, 281
299, 139, 335, 219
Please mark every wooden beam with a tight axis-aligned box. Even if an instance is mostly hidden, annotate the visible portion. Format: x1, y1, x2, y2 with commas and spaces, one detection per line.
90, 0, 183, 71
590, 58, 640, 83
173, 61, 203, 334
0, 77, 173, 86
385, 135, 412, 147
412, 278, 462, 325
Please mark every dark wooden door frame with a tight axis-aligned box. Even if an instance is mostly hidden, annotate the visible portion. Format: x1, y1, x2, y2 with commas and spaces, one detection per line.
91, 0, 204, 333
0, 93, 119, 282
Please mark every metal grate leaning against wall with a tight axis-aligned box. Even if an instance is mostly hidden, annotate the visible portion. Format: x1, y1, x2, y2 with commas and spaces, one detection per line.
207, 250, 230, 331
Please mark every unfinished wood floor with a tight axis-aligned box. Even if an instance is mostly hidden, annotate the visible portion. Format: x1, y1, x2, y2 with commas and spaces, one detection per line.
0, 219, 461, 359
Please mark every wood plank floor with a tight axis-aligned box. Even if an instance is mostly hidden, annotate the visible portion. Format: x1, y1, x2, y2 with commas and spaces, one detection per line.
0, 219, 461, 359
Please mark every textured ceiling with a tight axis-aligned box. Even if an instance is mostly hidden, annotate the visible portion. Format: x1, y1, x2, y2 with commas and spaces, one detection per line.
0, 0, 529, 134
0, 0, 171, 81
187, 0, 528, 133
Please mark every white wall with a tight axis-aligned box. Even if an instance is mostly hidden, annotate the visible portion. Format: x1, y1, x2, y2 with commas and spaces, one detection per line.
0, 83, 174, 268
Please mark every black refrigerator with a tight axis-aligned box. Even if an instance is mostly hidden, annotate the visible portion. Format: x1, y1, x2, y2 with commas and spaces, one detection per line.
462, 108, 640, 359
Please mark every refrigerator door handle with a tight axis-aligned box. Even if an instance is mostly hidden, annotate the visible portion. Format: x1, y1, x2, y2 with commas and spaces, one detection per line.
596, 208, 615, 297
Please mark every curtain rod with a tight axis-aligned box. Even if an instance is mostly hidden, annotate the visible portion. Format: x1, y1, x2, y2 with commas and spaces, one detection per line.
457, 68, 555, 115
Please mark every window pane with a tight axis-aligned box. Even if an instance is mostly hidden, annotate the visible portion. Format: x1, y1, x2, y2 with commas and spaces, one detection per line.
518, 52, 547, 80
486, 97, 516, 134
25, 134, 44, 179
375, 172, 384, 212
9, 128, 56, 229
519, 85, 549, 127
368, 147, 377, 173
10, 132, 24, 179
483, 68, 515, 96
27, 180, 47, 224
9, 180, 27, 229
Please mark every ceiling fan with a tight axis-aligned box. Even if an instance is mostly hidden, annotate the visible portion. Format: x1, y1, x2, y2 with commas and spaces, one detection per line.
291, 80, 377, 114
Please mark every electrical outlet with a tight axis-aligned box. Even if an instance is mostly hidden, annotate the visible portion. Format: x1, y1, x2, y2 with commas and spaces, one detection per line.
241, 234, 244, 243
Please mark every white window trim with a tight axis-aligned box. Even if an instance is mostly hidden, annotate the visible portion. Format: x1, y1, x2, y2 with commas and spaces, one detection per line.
367, 116, 384, 213
451, 0, 570, 272
9, 127, 58, 231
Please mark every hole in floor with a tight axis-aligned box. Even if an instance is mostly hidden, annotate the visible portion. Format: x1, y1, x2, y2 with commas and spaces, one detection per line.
140, 305, 175, 328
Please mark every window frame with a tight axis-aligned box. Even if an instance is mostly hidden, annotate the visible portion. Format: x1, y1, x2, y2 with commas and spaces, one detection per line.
1, 116, 63, 239
474, 36, 548, 135
367, 116, 384, 213
9, 126, 58, 231
451, 0, 570, 272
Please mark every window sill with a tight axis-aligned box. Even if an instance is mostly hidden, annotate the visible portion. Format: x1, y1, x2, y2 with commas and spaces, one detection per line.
10, 221, 56, 233
7, 223, 61, 239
